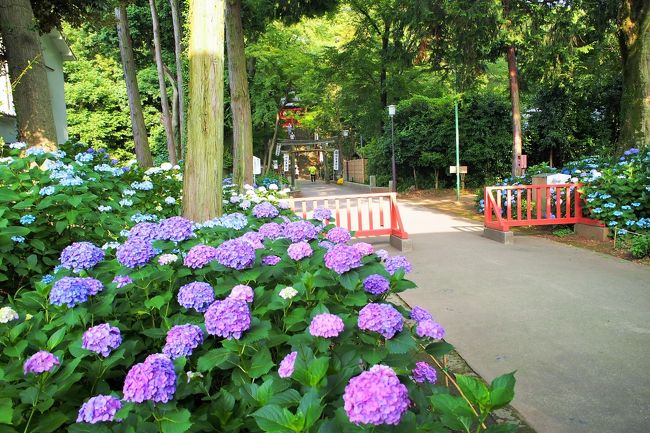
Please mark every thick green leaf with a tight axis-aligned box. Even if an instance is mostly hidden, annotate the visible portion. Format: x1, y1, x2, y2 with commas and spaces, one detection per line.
197, 348, 238, 372
386, 331, 416, 354
455, 374, 490, 407
249, 347, 273, 378
47, 327, 66, 350
489, 372, 516, 409
298, 389, 323, 429
160, 408, 192, 433
252, 405, 296, 433
0, 398, 13, 424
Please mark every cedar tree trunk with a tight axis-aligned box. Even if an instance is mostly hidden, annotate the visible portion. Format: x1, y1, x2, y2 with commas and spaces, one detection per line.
507, 45, 523, 177
169, 0, 185, 154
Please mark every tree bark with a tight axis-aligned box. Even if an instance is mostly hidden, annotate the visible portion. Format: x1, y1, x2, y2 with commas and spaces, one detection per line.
226, 0, 254, 189
507, 45, 523, 177
163, 64, 180, 156
148, 0, 177, 165
379, 20, 390, 132
169, 0, 185, 155
617, 0, 649, 150
0, 0, 57, 149
115, 4, 153, 167
183, 0, 225, 221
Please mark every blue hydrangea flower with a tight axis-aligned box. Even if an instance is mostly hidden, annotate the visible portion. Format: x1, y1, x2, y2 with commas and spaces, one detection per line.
214, 238, 256, 270
204, 297, 251, 339
116, 239, 156, 268
177, 282, 215, 312
76, 395, 122, 424
131, 180, 154, 191
258, 222, 283, 239
20, 215, 36, 225
363, 274, 390, 295
123, 354, 176, 403
324, 244, 363, 274
384, 256, 412, 275
283, 220, 318, 242
11, 236, 25, 243
162, 324, 204, 359
158, 216, 194, 241
82, 323, 122, 357
358, 303, 403, 339
312, 208, 332, 221
50, 277, 104, 307
39, 186, 56, 196
128, 222, 160, 243
60, 242, 105, 272
326, 227, 352, 244
410, 306, 432, 322
252, 202, 279, 219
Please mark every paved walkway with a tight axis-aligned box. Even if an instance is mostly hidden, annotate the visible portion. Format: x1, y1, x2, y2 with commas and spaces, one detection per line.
298, 180, 650, 433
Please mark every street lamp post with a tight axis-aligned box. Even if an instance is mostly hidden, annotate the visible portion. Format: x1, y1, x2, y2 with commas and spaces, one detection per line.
388, 105, 397, 192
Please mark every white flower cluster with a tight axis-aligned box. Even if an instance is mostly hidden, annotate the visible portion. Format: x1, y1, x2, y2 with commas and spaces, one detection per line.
0, 306, 19, 323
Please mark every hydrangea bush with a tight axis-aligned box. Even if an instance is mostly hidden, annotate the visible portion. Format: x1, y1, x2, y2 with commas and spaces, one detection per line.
0, 141, 182, 291
1, 167, 516, 432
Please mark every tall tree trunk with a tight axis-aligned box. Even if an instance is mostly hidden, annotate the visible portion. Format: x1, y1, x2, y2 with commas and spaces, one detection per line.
163, 64, 180, 156
115, 4, 153, 167
169, 0, 185, 155
379, 20, 390, 132
0, 0, 57, 149
618, 0, 649, 150
507, 45, 523, 178
183, 0, 225, 221
148, 0, 177, 165
226, 0, 253, 189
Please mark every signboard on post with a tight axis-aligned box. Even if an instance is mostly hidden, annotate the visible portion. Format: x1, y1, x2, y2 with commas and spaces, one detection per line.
253, 156, 261, 175
283, 154, 290, 172
275, 143, 281, 156
517, 154, 527, 169
333, 150, 340, 171
449, 165, 468, 174
273, 160, 278, 170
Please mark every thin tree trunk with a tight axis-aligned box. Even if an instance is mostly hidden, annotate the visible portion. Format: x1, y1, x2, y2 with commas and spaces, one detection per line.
412, 166, 418, 190
226, 0, 254, 189
163, 64, 180, 156
379, 20, 390, 132
0, 0, 57, 149
507, 45, 523, 178
183, 0, 225, 221
617, 0, 649, 150
169, 0, 185, 154
115, 4, 153, 167
148, 0, 177, 165
265, 107, 282, 174
434, 168, 439, 189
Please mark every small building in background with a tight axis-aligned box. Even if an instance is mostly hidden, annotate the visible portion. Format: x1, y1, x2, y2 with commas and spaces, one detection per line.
0, 30, 74, 144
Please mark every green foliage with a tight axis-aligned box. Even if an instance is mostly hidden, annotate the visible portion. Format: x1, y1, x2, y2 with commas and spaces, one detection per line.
552, 228, 574, 238
629, 234, 650, 258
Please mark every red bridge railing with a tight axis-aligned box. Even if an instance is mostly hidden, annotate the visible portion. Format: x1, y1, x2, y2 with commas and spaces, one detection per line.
289, 192, 408, 240
484, 183, 603, 232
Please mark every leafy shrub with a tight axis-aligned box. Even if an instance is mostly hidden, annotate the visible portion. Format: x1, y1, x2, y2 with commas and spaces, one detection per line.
0, 207, 517, 433
629, 234, 650, 258
0, 142, 182, 292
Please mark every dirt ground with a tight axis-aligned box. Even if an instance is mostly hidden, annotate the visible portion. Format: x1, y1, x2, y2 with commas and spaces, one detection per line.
399, 188, 650, 266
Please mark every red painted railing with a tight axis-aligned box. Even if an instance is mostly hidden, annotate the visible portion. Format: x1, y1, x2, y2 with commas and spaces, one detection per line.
484, 183, 603, 232
290, 192, 408, 240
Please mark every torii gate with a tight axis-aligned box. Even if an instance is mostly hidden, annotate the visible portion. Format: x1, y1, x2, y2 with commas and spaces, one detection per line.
275, 138, 340, 186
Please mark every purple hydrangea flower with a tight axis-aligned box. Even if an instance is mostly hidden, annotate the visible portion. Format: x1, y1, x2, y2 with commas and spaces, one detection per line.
312, 207, 332, 221
112, 275, 133, 288
162, 324, 204, 359
184, 245, 219, 269
252, 202, 279, 219
123, 354, 176, 403
23, 351, 60, 375
60, 242, 105, 272
177, 282, 215, 312
287, 241, 313, 261
215, 238, 256, 270
416, 319, 445, 340
283, 220, 318, 242
375, 249, 389, 261
127, 222, 159, 243
229, 284, 254, 303
309, 313, 345, 338
326, 227, 351, 244
384, 255, 412, 275
352, 242, 374, 256
116, 239, 156, 268
412, 361, 437, 384
324, 244, 363, 274
76, 395, 122, 424
240, 231, 264, 249
82, 323, 122, 357
204, 297, 251, 339
410, 306, 432, 322
158, 216, 194, 241
50, 277, 104, 307
258, 222, 283, 239
358, 303, 403, 339
262, 255, 281, 266
278, 351, 297, 378
318, 240, 334, 250
363, 274, 390, 295
343, 365, 409, 425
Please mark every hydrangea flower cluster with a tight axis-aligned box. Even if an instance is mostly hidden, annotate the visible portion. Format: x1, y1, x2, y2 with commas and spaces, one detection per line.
287, 241, 313, 261
258, 222, 284, 239
416, 319, 445, 340
279, 286, 298, 300
411, 361, 437, 384
278, 351, 298, 378
23, 351, 60, 375
262, 255, 281, 266
358, 303, 403, 339
128, 222, 160, 243
158, 216, 194, 241
312, 207, 332, 221
198, 212, 248, 230
76, 395, 122, 424
324, 244, 363, 274
123, 354, 176, 403
252, 202, 279, 219
352, 242, 374, 256
162, 324, 204, 359
177, 282, 215, 312
82, 323, 122, 357
183, 245, 219, 269
116, 239, 156, 268
326, 227, 352, 244
343, 365, 409, 425
363, 274, 390, 295
240, 231, 265, 249
410, 306, 432, 322
50, 277, 104, 307
60, 242, 105, 272
309, 313, 345, 338
214, 239, 256, 270
20, 214, 36, 225
204, 297, 251, 339
283, 220, 318, 242
158, 254, 178, 265
229, 284, 254, 303
385, 255, 412, 275
112, 275, 133, 288
0, 306, 19, 323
